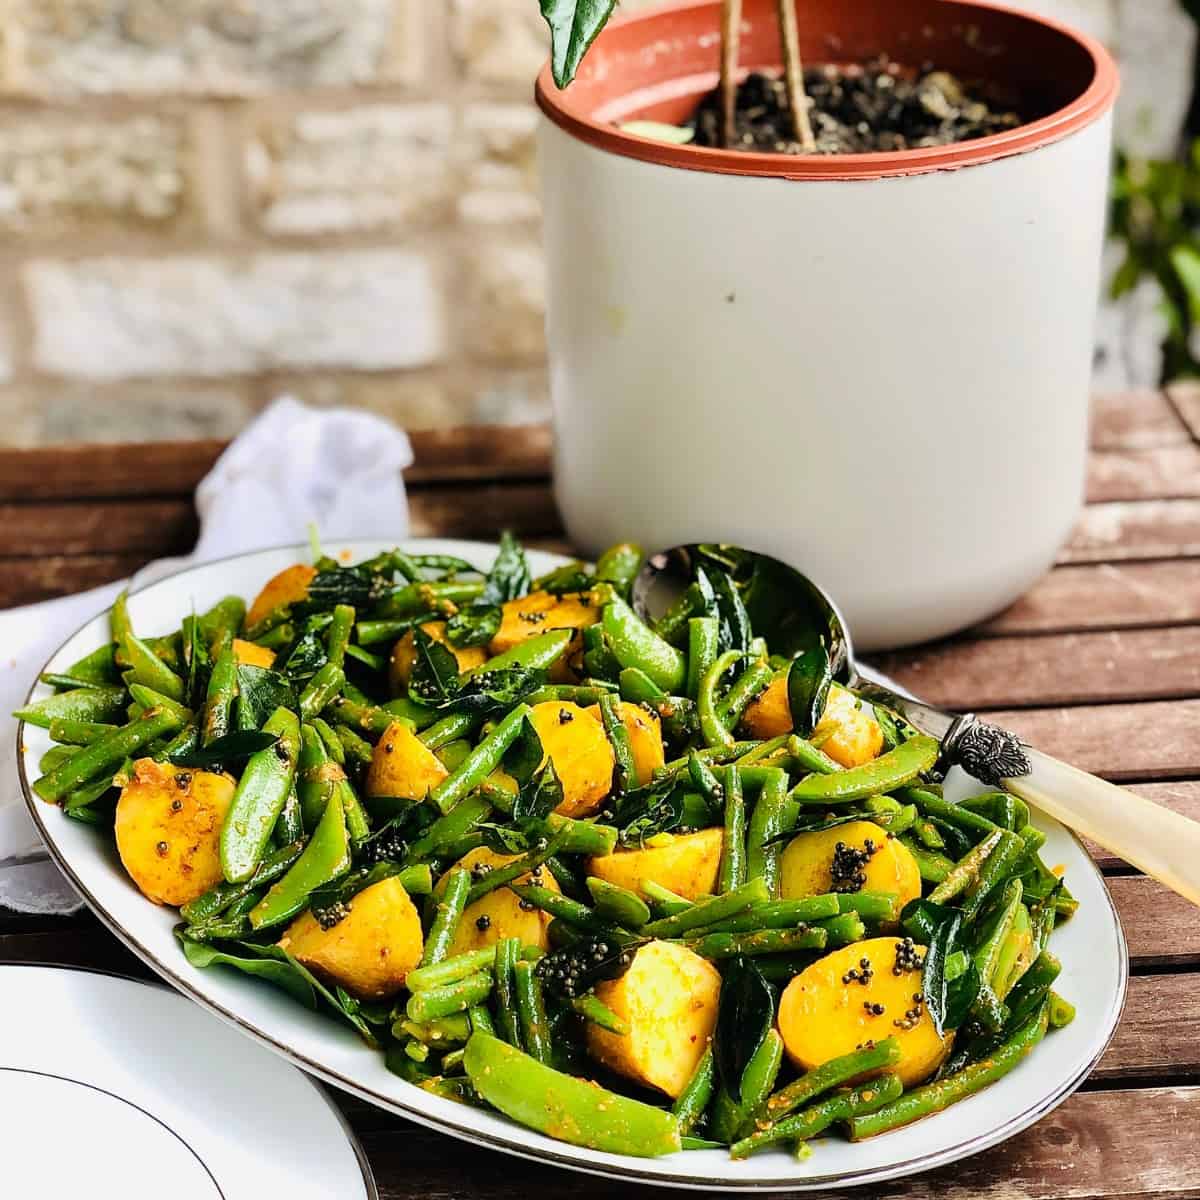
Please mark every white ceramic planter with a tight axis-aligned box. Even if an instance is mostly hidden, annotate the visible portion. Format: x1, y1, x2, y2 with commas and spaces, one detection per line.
537, 0, 1118, 650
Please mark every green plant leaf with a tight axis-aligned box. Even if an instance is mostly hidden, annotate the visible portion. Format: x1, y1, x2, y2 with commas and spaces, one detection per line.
168, 730, 278, 768
512, 759, 564, 821
714, 956, 774, 1103
445, 603, 502, 648
540, 0, 619, 88
482, 530, 532, 605
235, 664, 296, 730
786, 646, 832, 738
1170, 243, 1200, 322
408, 628, 462, 704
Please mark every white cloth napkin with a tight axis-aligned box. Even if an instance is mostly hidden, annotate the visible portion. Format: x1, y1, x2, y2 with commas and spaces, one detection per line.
0, 397, 413, 914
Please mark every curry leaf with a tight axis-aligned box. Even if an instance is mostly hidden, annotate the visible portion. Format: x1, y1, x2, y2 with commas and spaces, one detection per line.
502, 714, 545, 787
708, 567, 752, 653
714, 956, 774, 1103
537, 563, 594, 595
235, 665, 296, 730
482, 530, 531, 606
613, 778, 683, 847
302, 565, 390, 613
441, 667, 542, 716
409, 628, 462, 704
537, 936, 640, 1000
901, 898, 978, 1036
539, 0, 619, 89
183, 613, 211, 710
445, 603, 502, 648
512, 759, 564, 822
168, 730, 278, 768
787, 646, 832, 739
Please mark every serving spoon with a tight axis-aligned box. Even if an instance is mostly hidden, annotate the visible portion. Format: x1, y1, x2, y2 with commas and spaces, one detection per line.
633, 543, 1200, 909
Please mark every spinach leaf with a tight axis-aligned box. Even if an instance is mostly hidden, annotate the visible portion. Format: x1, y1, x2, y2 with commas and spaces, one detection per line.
168, 730, 278, 769
708, 567, 752, 653
714, 956, 774, 1103
235, 664, 296, 730
408, 628, 462, 704
445, 603, 502, 648
501, 714, 545, 787
539, 0, 619, 89
787, 646, 832, 738
482, 531, 531, 605
512, 759, 564, 822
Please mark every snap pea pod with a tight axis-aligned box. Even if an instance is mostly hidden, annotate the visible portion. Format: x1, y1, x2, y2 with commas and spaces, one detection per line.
40, 672, 107, 692
790, 735, 940, 803
733, 1074, 904, 1158
784, 734, 842, 777
510, 884, 628, 939
598, 692, 637, 792
1048, 991, 1076, 1028
273, 785, 304, 845
492, 938, 523, 1046
513, 960, 553, 1065
846, 1005, 1049, 1140
15, 685, 129, 730
469, 1004, 496, 1038
202, 647, 238, 746
419, 711, 481, 750
586, 876, 651, 927
927, 829, 1004, 904
127, 684, 193, 727
47, 719, 117, 746
619, 666, 665, 706
436, 738, 473, 772
835, 892, 900, 923
180, 839, 306, 924
220, 706, 301, 883
39, 745, 80, 774
468, 629, 574, 677
959, 830, 1026, 924
428, 705, 532, 815
971, 878, 1023, 1032
686, 617, 720, 703
718, 765, 747, 893
902, 837, 956, 884
299, 662, 345, 722
422, 867, 472, 967
594, 542, 643, 595
641, 878, 769, 938
33, 707, 183, 802
571, 993, 630, 1035
745, 768, 789, 897
249, 789, 351, 930
407, 971, 494, 1023
671, 1045, 715, 1136
761, 1037, 902, 1125
602, 595, 687, 693
582, 625, 621, 680
297, 724, 344, 831
643, 880, 693, 917
464, 827, 569, 906
58, 643, 120, 687
716, 660, 774, 730
121, 633, 186, 703
698, 649, 742, 750
463, 1033, 682, 1157
682, 925, 828, 960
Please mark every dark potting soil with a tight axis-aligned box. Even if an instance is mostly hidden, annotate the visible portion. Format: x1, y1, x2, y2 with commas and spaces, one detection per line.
691, 58, 1022, 154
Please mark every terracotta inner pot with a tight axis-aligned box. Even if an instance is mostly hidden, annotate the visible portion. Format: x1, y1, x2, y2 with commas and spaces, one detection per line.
535, 0, 1118, 178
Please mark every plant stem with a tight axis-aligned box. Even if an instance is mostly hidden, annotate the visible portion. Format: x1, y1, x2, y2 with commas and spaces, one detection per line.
720, 0, 743, 148
776, 0, 815, 151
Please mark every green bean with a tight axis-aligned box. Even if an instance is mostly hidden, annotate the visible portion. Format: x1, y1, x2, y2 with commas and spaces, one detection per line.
110, 589, 134, 663
602, 595, 687, 693
198, 595, 246, 654
698, 649, 742, 750
513, 960, 553, 1064
492, 938, 523, 1046
671, 1045, 715, 1136
127, 684, 193, 727
220, 706, 301, 883
642, 878, 769, 937
407, 971, 494, 1023
356, 617, 421, 646
598, 692, 637, 792
814, 911, 868, 946
33, 707, 183, 802
39, 745, 80, 774
642, 880, 693, 917
397, 1014, 472, 1046
745, 768, 789, 897
692, 894, 840, 934
586, 876, 651, 927
835, 891, 900, 923
618, 666, 665, 706
253, 623, 296, 651
902, 837, 955, 884
912, 817, 945, 849
311, 717, 345, 765
926, 828, 1004, 904
419, 711, 481, 750
686, 617, 720, 703
718, 765, 747, 893
428, 704, 531, 815
901, 786, 1000, 839
378, 579, 485, 619
1048, 991, 1076, 1028
336, 724, 374, 767
15, 685, 129, 730
181, 839, 306, 924
993, 901, 1033, 1000
469, 629, 574, 677
463, 1032, 681, 1157
761, 1036, 901, 1124
571, 993, 630, 1035
784, 733, 841, 776
324, 694, 395, 738
660, 741, 767, 775
244, 604, 293, 642
683, 925, 827, 959
422, 867, 472, 967
200, 647, 237, 746
509, 884, 624, 938
299, 662, 345, 722
121, 633, 185, 703
847, 1005, 1049, 1139
324, 604, 355, 668
971, 878, 1023, 1031
790, 735, 939, 803
687, 751, 725, 812
297, 724, 342, 831
408, 944, 540, 993
47, 718, 117, 746
717, 660, 773, 730
734, 1073, 904, 1157
732, 1029, 785, 1140
464, 828, 568, 905
63, 772, 119, 812
40, 672, 106, 693
960, 830, 1025, 924
469, 1004, 496, 1037
525, 684, 615, 706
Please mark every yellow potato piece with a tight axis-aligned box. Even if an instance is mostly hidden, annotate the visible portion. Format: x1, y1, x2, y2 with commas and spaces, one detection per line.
246, 563, 316, 628
528, 700, 614, 818
778, 937, 952, 1087
742, 680, 883, 768
489, 590, 599, 680
231, 638, 276, 669
365, 721, 449, 801
587, 940, 721, 1098
587, 828, 722, 901
388, 621, 489, 695
280, 876, 423, 1000
115, 759, 233, 907
585, 700, 664, 786
439, 845, 559, 957
780, 820, 921, 922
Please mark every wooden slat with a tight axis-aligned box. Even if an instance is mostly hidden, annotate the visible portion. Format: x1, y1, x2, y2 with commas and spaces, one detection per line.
871, 626, 1200, 710
1166, 380, 1200, 442
1061, 499, 1200, 563
407, 482, 561, 539
1086, 782, 1200, 870
0, 499, 197, 557
980, 562, 1200, 636
984, 700, 1200, 781
353, 1087, 1200, 1200
1091, 390, 1189, 450
1105, 875, 1200, 968
1097, 973, 1200, 1081
1086, 445, 1200, 502
0, 553, 147, 608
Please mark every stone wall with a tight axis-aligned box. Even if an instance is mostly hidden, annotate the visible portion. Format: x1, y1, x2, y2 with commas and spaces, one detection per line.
0, 1, 1192, 446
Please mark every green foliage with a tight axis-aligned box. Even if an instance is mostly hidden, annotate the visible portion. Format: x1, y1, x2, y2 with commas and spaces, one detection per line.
540, 0, 619, 88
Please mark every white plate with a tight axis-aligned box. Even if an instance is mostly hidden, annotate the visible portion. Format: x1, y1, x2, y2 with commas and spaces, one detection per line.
17, 539, 1128, 1190
0, 962, 375, 1199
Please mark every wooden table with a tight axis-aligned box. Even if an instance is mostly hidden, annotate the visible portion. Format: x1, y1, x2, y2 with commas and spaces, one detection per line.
3, 388, 1199, 1199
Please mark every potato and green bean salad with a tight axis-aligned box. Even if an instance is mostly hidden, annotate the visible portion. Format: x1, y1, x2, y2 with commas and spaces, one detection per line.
20, 537, 1076, 1160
